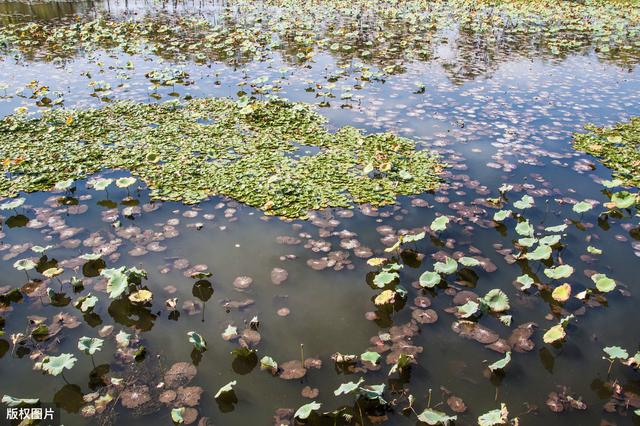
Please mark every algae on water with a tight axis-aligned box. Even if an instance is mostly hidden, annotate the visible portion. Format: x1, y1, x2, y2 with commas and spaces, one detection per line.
0, 98, 443, 217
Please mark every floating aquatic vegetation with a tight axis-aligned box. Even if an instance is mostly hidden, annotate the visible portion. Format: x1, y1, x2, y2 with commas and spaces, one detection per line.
573, 117, 640, 188
0, 98, 443, 217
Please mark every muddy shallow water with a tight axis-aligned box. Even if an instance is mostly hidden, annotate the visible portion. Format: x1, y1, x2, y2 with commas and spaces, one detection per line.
1, 1, 640, 425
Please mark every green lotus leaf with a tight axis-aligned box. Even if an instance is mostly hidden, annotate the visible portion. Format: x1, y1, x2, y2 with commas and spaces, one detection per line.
478, 403, 509, 426
543, 265, 574, 280
488, 351, 511, 372
516, 274, 535, 290
100, 267, 128, 299
572, 201, 593, 213
493, 210, 511, 222
603, 346, 628, 360
373, 270, 398, 288
334, 378, 364, 396
171, 407, 185, 424
1, 395, 39, 407
457, 300, 480, 318
360, 351, 381, 364
214, 380, 236, 399
515, 220, 534, 237
41, 353, 77, 376
513, 195, 534, 209
419, 270, 441, 288
0, 198, 25, 210
458, 257, 480, 267
481, 289, 510, 312
78, 336, 104, 355
525, 244, 552, 261
591, 273, 616, 292
417, 408, 457, 425
187, 331, 207, 351
294, 401, 321, 420
433, 257, 458, 275
13, 259, 36, 271
430, 216, 449, 232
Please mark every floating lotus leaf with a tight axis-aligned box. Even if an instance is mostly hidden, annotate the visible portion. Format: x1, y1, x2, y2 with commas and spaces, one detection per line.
458, 257, 480, 267
543, 324, 566, 344
551, 283, 571, 302
433, 257, 458, 275
115, 177, 136, 188
513, 195, 534, 209
78, 336, 104, 355
430, 216, 449, 232
478, 403, 509, 426
214, 381, 236, 399
545, 224, 567, 233
419, 270, 441, 288
515, 220, 534, 237
41, 353, 77, 376
488, 351, 511, 372
373, 271, 398, 288
334, 378, 364, 396
572, 201, 593, 213
525, 244, 552, 261
259, 356, 278, 372
457, 300, 480, 318
187, 331, 207, 351
591, 273, 616, 292
516, 274, 535, 290
417, 408, 457, 425
543, 265, 574, 280
13, 259, 36, 271
294, 401, 321, 420
360, 351, 381, 364
100, 267, 128, 299
128, 289, 153, 304
0, 198, 25, 210
1, 395, 39, 407
91, 178, 113, 191
603, 346, 628, 360
493, 210, 511, 222
481, 289, 510, 313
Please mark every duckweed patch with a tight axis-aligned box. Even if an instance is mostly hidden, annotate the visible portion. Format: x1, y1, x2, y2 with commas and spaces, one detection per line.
573, 117, 640, 187
0, 97, 443, 217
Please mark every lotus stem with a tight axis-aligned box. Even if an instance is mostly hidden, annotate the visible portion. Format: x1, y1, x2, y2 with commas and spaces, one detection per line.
300, 343, 304, 368
427, 388, 432, 408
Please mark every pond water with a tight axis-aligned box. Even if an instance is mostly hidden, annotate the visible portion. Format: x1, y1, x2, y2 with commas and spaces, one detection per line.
0, 1, 640, 425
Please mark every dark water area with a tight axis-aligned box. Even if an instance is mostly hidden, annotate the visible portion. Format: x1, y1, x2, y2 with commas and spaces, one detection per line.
0, 1, 640, 425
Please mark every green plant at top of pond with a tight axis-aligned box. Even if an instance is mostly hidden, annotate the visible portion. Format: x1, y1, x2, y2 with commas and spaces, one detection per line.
573, 117, 640, 188
0, 97, 443, 218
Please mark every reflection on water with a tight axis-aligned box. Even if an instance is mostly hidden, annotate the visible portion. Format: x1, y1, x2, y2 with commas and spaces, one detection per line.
0, 1, 97, 23
0, 1, 640, 426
